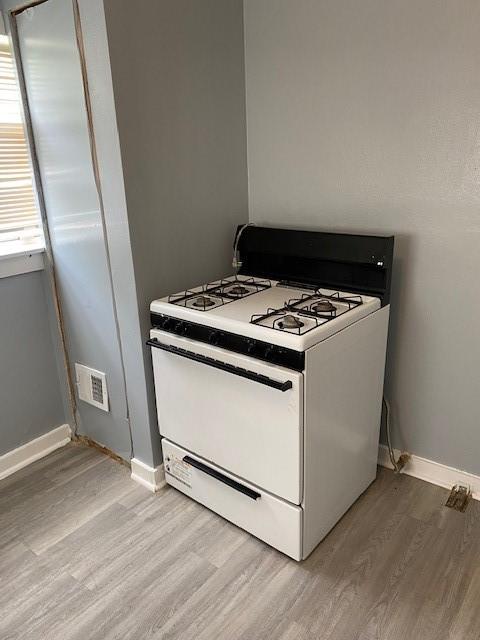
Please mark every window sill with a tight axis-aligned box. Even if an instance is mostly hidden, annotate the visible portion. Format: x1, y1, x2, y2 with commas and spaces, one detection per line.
0, 247, 45, 279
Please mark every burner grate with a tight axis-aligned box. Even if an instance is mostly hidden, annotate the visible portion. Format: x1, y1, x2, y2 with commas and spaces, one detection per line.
215, 276, 271, 299
251, 290, 363, 334
168, 277, 272, 310
251, 307, 322, 335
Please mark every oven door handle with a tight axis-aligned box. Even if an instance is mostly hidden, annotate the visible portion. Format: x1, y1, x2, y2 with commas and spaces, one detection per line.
182, 455, 261, 500
146, 338, 293, 392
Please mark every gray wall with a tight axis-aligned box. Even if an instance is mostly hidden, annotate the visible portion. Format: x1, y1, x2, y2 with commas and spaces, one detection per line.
0, 271, 65, 455
103, 0, 248, 305
77, 0, 161, 468
0, 0, 248, 469
0, 0, 161, 467
244, 0, 480, 475
15, 0, 132, 460
103, 0, 248, 456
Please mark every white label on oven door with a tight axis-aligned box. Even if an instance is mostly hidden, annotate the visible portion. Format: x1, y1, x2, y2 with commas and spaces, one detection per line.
166, 454, 192, 487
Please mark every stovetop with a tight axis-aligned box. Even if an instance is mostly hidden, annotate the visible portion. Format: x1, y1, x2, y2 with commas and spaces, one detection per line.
151, 275, 381, 351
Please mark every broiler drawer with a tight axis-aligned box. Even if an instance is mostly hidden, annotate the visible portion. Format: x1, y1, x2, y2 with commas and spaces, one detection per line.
162, 439, 303, 560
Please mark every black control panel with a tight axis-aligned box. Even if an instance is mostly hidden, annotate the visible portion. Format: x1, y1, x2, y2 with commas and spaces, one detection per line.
150, 312, 305, 372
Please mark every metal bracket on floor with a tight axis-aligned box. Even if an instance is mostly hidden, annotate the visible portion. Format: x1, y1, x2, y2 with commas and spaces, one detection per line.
445, 484, 471, 512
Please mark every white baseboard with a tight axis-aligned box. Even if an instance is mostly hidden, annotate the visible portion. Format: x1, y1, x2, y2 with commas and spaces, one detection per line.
378, 444, 480, 501
131, 457, 165, 493
0, 424, 71, 481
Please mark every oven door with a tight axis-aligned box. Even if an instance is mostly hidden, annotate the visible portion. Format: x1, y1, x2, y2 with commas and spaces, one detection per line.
149, 329, 303, 504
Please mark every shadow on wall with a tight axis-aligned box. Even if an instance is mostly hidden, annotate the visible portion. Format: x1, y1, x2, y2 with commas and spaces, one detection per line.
381, 232, 411, 450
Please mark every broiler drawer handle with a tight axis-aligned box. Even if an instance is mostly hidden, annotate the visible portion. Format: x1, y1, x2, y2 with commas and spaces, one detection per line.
182, 455, 261, 500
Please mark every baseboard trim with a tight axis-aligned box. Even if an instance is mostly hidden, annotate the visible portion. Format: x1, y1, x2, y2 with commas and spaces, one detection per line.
0, 424, 71, 481
378, 444, 480, 501
131, 458, 165, 493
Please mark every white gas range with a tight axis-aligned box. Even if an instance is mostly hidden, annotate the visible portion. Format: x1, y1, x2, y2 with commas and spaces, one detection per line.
149, 226, 394, 560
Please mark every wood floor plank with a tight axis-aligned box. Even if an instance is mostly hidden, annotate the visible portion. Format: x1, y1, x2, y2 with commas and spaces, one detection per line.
1, 455, 137, 555
44, 443, 106, 486
1, 445, 480, 640
0, 545, 94, 639
288, 472, 424, 637
278, 621, 318, 640
119, 484, 249, 567
60, 550, 216, 640
45, 499, 211, 592
448, 562, 480, 640
335, 516, 435, 639
156, 536, 277, 640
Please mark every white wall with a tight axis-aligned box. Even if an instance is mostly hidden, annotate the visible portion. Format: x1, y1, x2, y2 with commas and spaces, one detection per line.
244, 0, 480, 474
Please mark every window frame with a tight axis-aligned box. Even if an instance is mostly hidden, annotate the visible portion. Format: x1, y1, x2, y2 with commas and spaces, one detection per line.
0, 31, 45, 267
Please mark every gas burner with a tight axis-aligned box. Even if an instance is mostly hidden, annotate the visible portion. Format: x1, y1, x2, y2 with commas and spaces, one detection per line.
277, 315, 304, 330
192, 296, 215, 308
311, 299, 336, 314
223, 284, 251, 297
289, 290, 363, 321
251, 289, 364, 335
169, 288, 226, 311
216, 277, 272, 299
251, 307, 322, 335
168, 276, 272, 310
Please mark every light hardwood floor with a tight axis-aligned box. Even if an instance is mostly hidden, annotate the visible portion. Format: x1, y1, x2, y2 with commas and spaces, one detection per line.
1, 442, 479, 640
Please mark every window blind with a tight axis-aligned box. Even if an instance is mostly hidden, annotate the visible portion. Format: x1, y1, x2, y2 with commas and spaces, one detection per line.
0, 34, 43, 256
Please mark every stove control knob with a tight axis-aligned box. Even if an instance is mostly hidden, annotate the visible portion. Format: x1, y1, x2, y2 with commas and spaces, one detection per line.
208, 331, 220, 346
247, 339, 256, 354
162, 317, 172, 330
264, 345, 274, 358
174, 321, 187, 335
